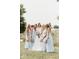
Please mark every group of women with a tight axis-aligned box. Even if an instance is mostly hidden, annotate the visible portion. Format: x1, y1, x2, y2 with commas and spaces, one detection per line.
25, 23, 54, 52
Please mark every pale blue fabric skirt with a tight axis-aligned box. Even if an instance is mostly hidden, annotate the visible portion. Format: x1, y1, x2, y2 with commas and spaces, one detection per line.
31, 30, 36, 43
25, 32, 33, 49
25, 42, 33, 49
46, 33, 54, 52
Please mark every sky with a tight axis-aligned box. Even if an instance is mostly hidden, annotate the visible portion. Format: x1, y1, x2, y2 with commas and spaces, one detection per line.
20, 0, 59, 25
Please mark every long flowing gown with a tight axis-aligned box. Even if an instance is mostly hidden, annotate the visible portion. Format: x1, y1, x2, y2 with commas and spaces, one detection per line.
32, 27, 45, 51
31, 29, 36, 46
46, 32, 54, 52
40, 29, 49, 51
25, 31, 32, 49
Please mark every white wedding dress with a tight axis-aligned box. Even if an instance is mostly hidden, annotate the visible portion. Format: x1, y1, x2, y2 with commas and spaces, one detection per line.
32, 27, 45, 51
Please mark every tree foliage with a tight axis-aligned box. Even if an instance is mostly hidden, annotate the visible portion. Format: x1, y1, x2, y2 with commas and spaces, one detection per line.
20, 4, 26, 33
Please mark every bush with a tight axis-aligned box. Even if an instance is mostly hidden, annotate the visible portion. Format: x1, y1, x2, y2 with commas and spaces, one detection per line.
20, 22, 26, 33
54, 25, 59, 29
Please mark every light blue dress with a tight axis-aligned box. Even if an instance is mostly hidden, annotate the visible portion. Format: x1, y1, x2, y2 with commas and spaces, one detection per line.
25, 32, 32, 49
46, 32, 54, 52
31, 29, 36, 47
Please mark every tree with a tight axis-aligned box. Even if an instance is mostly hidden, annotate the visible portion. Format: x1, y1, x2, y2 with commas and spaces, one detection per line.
54, 25, 59, 29
20, 4, 26, 33
57, 0, 59, 2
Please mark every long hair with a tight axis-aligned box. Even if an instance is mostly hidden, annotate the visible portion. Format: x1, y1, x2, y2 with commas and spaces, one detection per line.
27, 24, 31, 32
38, 23, 41, 27
34, 24, 37, 31
46, 24, 51, 32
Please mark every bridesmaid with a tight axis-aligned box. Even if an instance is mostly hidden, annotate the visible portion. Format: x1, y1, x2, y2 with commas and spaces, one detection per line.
25, 24, 32, 50
45, 24, 54, 52
31, 25, 36, 47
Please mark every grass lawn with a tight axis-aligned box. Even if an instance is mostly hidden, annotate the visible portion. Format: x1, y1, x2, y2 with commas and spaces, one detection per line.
20, 30, 59, 59
20, 41, 59, 59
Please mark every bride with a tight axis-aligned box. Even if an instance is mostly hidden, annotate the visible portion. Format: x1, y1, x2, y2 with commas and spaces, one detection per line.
32, 23, 45, 51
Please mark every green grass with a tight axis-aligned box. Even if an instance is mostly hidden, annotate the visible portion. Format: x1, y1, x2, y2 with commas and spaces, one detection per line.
20, 30, 59, 59
20, 41, 59, 59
